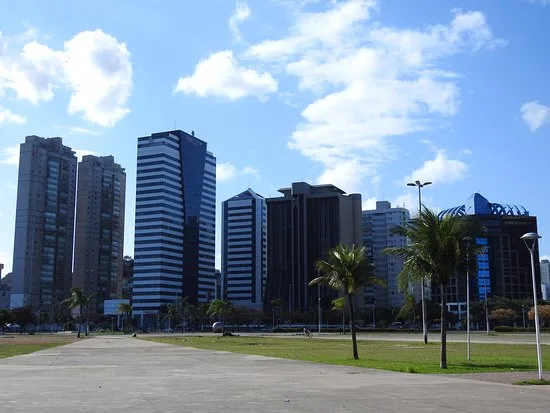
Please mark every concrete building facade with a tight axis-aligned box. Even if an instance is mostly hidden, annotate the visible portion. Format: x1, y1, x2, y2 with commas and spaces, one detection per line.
73, 155, 126, 316
132, 130, 216, 327
10, 136, 77, 312
362, 201, 410, 309
221, 189, 267, 309
540, 259, 550, 285
264, 183, 362, 313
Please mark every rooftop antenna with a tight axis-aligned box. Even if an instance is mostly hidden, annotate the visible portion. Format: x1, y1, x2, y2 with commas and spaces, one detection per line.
192, 130, 195, 137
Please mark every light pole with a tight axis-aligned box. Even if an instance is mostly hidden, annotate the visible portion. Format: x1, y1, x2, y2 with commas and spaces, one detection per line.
463, 236, 472, 362
522, 305, 526, 328
521, 232, 543, 380
407, 180, 432, 345
317, 282, 322, 334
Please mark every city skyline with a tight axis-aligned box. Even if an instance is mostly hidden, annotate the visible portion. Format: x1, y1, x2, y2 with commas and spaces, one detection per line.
1, 0, 550, 276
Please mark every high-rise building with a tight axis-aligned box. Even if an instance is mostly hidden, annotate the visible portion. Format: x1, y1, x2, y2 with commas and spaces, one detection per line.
264, 182, 362, 313
120, 256, 134, 300
362, 201, 410, 309
73, 155, 126, 316
438, 193, 541, 316
10, 136, 77, 312
221, 189, 267, 309
133, 130, 216, 327
540, 259, 550, 285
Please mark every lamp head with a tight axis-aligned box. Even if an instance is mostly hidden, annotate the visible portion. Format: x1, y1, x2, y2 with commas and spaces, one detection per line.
423, 181, 432, 186
407, 182, 416, 187
521, 232, 541, 241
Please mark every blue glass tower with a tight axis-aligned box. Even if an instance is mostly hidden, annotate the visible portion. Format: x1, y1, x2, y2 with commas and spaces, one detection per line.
133, 130, 216, 327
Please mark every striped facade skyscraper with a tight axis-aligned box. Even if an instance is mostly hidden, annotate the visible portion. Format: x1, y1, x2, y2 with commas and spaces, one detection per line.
133, 130, 216, 327
221, 189, 267, 309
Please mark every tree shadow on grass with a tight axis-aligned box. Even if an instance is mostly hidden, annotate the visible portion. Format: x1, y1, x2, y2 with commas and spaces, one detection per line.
453, 362, 534, 370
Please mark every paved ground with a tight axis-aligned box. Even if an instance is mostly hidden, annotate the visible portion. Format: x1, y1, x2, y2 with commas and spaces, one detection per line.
0, 336, 549, 413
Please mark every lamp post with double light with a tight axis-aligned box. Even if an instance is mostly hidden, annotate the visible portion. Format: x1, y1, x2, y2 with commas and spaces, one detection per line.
407, 180, 432, 345
521, 232, 543, 380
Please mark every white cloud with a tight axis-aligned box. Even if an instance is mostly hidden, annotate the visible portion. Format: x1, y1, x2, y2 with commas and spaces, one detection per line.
362, 197, 378, 210
241, 3, 503, 187
217, 162, 260, 182
521, 101, 550, 132
0, 145, 20, 164
541, 255, 550, 261
64, 30, 132, 127
68, 126, 102, 135
229, 1, 251, 42
404, 150, 469, 185
217, 162, 237, 181
174, 50, 278, 100
74, 149, 97, 161
0, 107, 25, 125
0, 29, 132, 127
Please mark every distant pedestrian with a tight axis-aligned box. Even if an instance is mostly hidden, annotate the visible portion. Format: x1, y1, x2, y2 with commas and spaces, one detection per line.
303, 328, 312, 338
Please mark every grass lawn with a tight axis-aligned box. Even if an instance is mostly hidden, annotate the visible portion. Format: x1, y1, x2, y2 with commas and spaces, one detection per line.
0, 334, 78, 359
145, 335, 550, 374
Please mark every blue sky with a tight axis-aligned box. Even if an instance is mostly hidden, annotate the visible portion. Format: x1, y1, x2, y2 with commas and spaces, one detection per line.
0, 0, 549, 275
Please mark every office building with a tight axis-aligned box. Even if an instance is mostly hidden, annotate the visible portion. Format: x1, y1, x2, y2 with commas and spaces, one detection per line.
0, 271, 11, 310
73, 155, 126, 316
362, 201, 410, 309
438, 193, 541, 316
221, 189, 267, 309
264, 182, 362, 313
540, 259, 550, 285
120, 256, 134, 300
133, 130, 216, 327
10, 136, 77, 312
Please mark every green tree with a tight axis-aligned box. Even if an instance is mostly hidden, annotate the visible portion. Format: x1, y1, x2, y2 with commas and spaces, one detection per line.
310, 243, 383, 360
396, 292, 416, 325
331, 297, 346, 334
118, 302, 132, 333
11, 307, 35, 333
208, 299, 233, 324
0, 309, 12, 333
491, 308, 518, 326
62, 287, 92, 338
384, 208, 480, 369
164, 304, 179, 331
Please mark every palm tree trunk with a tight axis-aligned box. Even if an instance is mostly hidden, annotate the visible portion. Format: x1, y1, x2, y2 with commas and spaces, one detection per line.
346, 294, 359, 360
77, 305, 81, 338
342, 312, 345, 335
440, 282, 447, 369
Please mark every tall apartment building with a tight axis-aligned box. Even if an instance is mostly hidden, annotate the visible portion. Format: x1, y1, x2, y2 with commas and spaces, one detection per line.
10, 136, 77, 312
540, 259, 550, 285
221, 189, 267, 309
133, 130, 216, 327
362, 201, 410, 309
73, 155, 126, 316
264, 182, 362, 313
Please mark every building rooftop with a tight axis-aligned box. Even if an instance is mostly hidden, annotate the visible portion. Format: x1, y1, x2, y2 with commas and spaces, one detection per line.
439, 193, 529, 218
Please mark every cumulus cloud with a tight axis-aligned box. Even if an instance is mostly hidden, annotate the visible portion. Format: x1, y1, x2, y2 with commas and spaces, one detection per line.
241, 2, 503, 188
68, 126, 102, 135
404, 150, 469, 185
362, 197, 378, 210
174, 50, 278, 100
521, 101, 550, 132
0, 107, 25, 125
229, 2, 251, 42
0, 29, 132, 127
217, 162, 260, 182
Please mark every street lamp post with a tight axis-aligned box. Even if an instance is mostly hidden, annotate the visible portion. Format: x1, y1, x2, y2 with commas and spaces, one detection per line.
463, 236, 472, 362
407, 180, 432, 345
521, 232, 543, 380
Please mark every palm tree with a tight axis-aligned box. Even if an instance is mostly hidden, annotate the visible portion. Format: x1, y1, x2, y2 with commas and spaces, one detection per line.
164, 304, 179, 332
310, 243, 384, 360
118, 302, 132, 333
331, 297, 346, 334
385, 208, 480, 369
62, 287, 88, 338
208, 299, 232, 324
82, 293, 94, 336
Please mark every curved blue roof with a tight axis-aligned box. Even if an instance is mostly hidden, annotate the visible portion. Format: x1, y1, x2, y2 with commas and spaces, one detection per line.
438, 193, 529, 219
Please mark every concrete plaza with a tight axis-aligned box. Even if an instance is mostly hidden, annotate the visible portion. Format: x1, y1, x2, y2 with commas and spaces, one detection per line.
0, 336, 548, 412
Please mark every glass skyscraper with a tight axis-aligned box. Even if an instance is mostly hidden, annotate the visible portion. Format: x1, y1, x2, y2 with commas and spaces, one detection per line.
221, 188, 267, 309
133, 130, 216, 327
